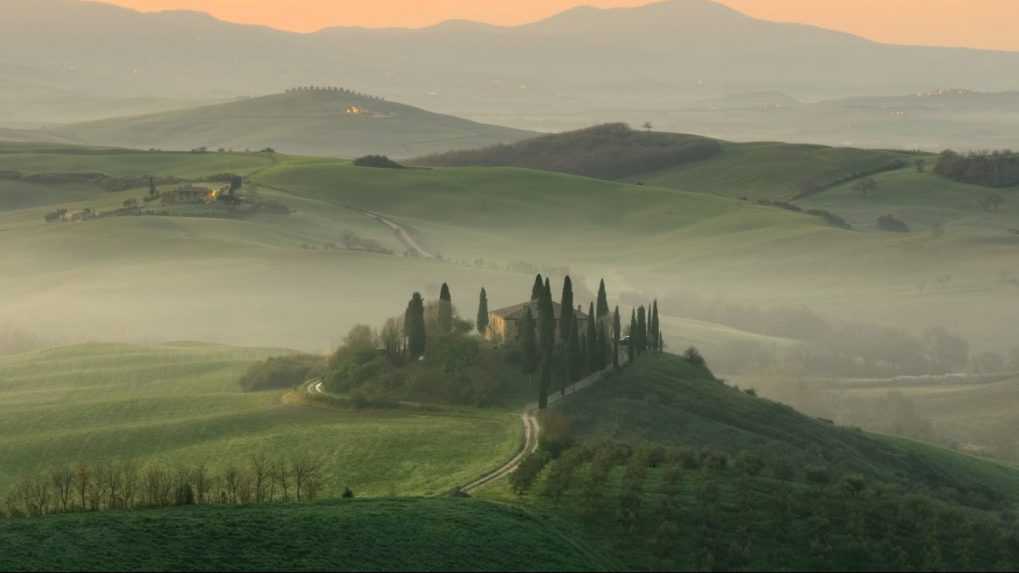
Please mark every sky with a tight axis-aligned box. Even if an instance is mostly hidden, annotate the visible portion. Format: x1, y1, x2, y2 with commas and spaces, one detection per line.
101, 0, 1019, 52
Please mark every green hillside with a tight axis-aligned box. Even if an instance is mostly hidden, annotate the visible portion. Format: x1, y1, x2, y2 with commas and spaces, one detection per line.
47, 89, 534, 159
496, 353, 1019, 571
798, 167, 1019, 234
0, 498, 610, 572
632, 141, 913, 201
416, 123, 721, 180
0, 343, 521, 498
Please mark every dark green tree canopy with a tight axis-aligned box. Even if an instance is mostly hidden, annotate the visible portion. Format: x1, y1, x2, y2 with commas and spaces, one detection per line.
476, 288, 489, 335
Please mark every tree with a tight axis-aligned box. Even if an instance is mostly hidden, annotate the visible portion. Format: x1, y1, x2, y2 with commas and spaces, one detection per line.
520, 307, 538, 373
636, 306, 648, 355
438, 283, 454, 335
531, 274, 545, 301
538, 280, 556, 409
476, 287, 490, 336
405, 292, 427, 359
229, 175, 243, 194
628, 310, 637, 363
596, 279, 610, 322
612, 306, 621, 369
564, 316, 581, 393
586, 302, 598, 373
650, 301, 661, 353
148, 176, 157, 197
642, 121, 653, 132
560, 276, 575, 344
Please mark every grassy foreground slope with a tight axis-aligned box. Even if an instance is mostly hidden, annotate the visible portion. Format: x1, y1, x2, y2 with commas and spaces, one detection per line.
0, 498, 610, 572
495, 353, 1019, 571
0, 343, 521, 498
49, 90, 534, 159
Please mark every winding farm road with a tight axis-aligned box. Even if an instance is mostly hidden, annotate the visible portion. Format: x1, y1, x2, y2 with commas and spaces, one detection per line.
365, 210, 435, 259
301, 357, 621, 494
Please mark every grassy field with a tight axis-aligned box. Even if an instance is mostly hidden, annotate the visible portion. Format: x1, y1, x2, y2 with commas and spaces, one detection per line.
49, 90, 533, 159
0, 498, 611, 572
0, 343, 522, 498
798, 167, 1019, 234
631, 141, 914, 201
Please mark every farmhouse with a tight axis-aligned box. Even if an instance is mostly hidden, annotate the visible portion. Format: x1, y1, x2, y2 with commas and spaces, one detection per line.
487, 300, 589, 342
161, 184, 218, 205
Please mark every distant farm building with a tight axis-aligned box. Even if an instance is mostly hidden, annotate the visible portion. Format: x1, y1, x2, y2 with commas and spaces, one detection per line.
345, 105, 363, 114
487, 301, 589, 342
161, 184, 228, 206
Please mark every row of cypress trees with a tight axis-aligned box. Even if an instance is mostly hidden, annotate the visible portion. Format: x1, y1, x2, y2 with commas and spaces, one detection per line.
400, 277, 664, 409
514, 274, 650, 409
626, 300, 663, 363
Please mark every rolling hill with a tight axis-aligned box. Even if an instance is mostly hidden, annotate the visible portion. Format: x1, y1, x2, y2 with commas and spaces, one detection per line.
0, 498, 611, 572
48, 89, 534, 159
497, 353, 1019, 571
0, 342, 522, 498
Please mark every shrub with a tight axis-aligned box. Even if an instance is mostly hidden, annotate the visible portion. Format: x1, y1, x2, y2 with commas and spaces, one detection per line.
683, 347, 706, 367
239, 355, 326, 392
877, 214, 910, 233
511, 451, 550, 495
353, 155, 405, 169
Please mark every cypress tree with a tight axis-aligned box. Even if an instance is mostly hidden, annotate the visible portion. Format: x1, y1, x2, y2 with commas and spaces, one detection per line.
531, 274, 544, 301
637, 306, 647, 355
586, 302, 598, 373
538, 280, 555, 409
560, 276, 575, 343
650, 300, 660, 353
520, 306, 537, 373
596, 279, 610, 322
563, 317, 581, 394
612, 306, 621, 369
405, 292, 426, 359
438, 283, 453, 335
628, 309, 637, 363
476, 288, 489, 336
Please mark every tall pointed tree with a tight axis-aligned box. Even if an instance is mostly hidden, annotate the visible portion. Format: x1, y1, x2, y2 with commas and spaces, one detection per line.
586, 302, 598, 373
405, 292, 426, 359
636, 306, 647, 355
628, 309, 637, 364
560, 276, 575, 343
612, 306, 622, 369
596, 279, 610, 322
538, 280, 555, 409
438, 283, 453, 335
476, 288, 489, 336
520, 306, 538, 373
531, 274, 544, 301
650, 300, 660, 353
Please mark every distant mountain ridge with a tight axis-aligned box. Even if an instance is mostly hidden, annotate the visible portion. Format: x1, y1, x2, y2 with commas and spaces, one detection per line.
3, 0, 1019, 129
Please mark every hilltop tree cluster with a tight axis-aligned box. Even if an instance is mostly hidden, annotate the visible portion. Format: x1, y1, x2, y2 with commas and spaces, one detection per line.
285, 85, 386, 101
3, 453, 331, 519
935, 149, 1019, 188
512, 275, 664, 408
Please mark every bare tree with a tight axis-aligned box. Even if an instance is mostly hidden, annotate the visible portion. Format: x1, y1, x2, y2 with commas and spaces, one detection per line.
272, 460, 291, 503
291, 455, 325, 502
50, 466, 75, 513
250, 453, 270, 504
74, 463, 91, 510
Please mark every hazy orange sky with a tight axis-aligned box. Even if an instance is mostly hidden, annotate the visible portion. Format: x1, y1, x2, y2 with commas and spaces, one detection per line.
101, 0, 1019, 51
